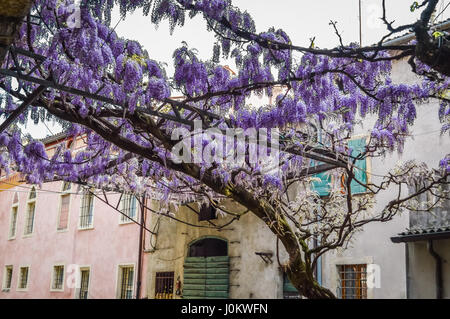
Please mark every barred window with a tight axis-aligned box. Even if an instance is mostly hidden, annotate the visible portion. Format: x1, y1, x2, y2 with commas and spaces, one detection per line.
337, 264, 367, 299
79, 268, 90, 299
52, 265, 64, 290
120, 194, 137, 223
2, 266, 13, 290
155, 272, 174, 299
118, 266, 134, 299
18, 267, 29, 290
58, 183, 71, 230
9, 193, 19, 239
24, 188, 36, 235
80, 189, 94, 229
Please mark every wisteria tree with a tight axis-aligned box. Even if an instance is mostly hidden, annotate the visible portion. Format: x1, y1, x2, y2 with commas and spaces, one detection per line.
0, 0, 449, 298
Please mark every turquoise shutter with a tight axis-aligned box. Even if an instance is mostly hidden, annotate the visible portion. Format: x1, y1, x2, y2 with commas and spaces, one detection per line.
183, 256, 229, 299
310, 128, 331, 196
311, 170, 331, 196
283, 274, 297, 293
348, 138, 367, 194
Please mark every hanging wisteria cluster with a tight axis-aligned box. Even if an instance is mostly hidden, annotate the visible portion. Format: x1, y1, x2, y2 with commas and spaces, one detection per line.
0, 1, 446, 205
0, 0, 447, 195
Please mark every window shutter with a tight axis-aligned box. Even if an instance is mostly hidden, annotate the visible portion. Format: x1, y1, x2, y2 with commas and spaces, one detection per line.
183, 256, 229, 299
311, 171, 331, 197
348, 138, 367, 195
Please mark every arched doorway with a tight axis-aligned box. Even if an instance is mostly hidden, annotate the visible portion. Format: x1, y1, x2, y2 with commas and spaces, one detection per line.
188, 237, 228, 257
183, 237, 229, 299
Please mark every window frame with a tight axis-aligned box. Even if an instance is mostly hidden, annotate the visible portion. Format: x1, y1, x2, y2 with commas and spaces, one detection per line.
17, 265, 30, 292
57, 182, 72, 232
154, 271, 175, 299
336, 264, 368, 299
345, 136, 371, 195
50, 264, 65, 292
119, 193, 139, 225
76, 266, 91, 299
2, 265, 13, 292
23, 187, 37, 237
79, 188, 95, 230
311, 135, 371, 197
8, 193, 19, 240
115, 263, 135, 299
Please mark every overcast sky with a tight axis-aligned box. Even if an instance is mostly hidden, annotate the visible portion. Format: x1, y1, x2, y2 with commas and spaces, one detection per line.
25, 0, 450, 138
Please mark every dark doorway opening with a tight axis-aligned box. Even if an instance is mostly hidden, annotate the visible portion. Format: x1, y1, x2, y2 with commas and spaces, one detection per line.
189, 238, 228, 257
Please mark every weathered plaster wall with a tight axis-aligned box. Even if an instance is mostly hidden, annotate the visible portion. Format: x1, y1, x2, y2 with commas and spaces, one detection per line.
321, 58, 450, 298
407, 239, 450, 299
145, 200, 290, 299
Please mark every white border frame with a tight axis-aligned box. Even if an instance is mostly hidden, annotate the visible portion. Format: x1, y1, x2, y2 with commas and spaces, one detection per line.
115, 263, 136, 299
50, 263, 66, 292
118, 194, 140, 225
57, 182, 72, 232
73, 265, 92, 299
8, 192, 19, 240
23, 187, 37, 238
16, 265, 30, 292
78, 188, 95, 230
2, 265, 13, 292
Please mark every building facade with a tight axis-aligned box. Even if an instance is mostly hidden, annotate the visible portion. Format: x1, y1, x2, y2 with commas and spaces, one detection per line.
0, 136, 148, 299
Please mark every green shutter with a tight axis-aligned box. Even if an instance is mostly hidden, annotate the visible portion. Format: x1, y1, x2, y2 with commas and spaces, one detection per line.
183, 256, 229, 299
311, 171, 331, 196
283, 274, 298, 293
310, 128, 332, 196
348, 138, 367, 194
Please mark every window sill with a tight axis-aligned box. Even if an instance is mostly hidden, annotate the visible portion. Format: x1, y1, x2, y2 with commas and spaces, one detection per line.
78, 226, 94, 231
57, 228, 69, 233
50, 289, 64, 292
17, 288, 28, 292
22, 234, 33, 239
7, 237, 16, 241
119, 220, 136, 225
1, 288, 10, 292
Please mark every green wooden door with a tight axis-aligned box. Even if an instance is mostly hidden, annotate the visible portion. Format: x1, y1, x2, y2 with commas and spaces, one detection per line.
183, 256, 229, 299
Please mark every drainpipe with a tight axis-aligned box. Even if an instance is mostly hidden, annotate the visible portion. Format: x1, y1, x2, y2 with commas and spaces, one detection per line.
136, 193, 146, 299
427, 240, 443, 299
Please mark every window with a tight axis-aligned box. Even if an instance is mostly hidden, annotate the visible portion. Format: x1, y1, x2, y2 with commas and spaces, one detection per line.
117, 265, 134, 299
24, 188, 36, 236
155, 272, 174, 299
311, 137, 368, 196
2, 266, 13, 291
337, 264, 367, 299
283, 273, 301, 299
120, 194, 137, 223
346, 138, 368, 195
9, 193, 19, 239
58, 182, 71, 230
198, 204, 217, 222
51, 265, 65, 291
17, 266, 29, 290
78, 268, 90, 299
79, 189, 94, 229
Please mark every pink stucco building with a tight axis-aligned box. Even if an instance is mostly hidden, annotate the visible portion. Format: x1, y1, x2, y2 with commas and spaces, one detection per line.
0, 135, 148, 299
